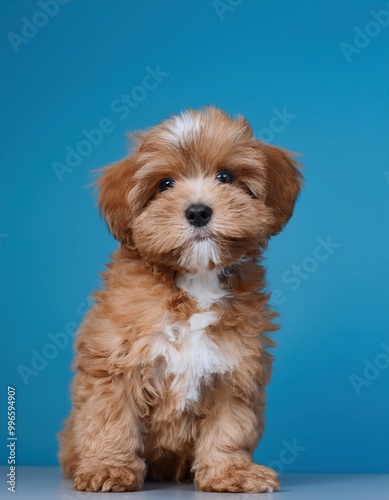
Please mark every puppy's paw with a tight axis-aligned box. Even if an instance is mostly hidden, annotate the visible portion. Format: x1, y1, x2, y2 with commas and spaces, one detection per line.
74, 463, 145, 492
195, 462, 279, 493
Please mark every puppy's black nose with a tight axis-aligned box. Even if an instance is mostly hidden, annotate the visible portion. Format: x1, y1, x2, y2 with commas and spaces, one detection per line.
185, 204, 212, 227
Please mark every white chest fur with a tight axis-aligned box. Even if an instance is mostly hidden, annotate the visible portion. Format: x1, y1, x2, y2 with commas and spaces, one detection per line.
150, 270, 239, 410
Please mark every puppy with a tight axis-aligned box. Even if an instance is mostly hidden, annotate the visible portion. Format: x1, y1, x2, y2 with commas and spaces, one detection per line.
59, 107, 302, 493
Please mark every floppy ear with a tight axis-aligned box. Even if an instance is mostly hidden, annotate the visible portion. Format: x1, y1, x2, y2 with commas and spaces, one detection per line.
95, 157, 137, 245
261, 143, 303, 236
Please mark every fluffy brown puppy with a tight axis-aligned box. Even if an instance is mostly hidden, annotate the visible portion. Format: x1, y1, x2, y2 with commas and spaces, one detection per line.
59, 107, 303, 493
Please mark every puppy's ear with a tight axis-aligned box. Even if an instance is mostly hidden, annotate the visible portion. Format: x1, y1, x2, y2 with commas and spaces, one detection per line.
95, 157, 136, 245
261, 143, 303, 236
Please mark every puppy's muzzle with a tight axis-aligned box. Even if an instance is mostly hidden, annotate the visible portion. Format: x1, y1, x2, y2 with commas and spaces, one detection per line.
185, 204, 212, 228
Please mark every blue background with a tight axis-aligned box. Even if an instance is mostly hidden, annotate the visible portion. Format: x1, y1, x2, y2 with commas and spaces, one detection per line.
1, 0, 388, 473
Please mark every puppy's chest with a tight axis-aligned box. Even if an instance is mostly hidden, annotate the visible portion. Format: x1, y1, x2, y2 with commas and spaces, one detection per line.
150, 270, 239, 410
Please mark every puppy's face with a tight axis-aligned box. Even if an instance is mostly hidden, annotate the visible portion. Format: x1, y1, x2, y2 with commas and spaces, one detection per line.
98, 108, 302, 271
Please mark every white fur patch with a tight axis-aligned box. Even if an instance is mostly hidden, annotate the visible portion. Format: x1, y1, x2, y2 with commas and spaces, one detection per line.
163, 112, 201, 144
176, 269, 229, 308
178, 238, 220, 271
152, 314, 236, 409
151, 270, 237, 409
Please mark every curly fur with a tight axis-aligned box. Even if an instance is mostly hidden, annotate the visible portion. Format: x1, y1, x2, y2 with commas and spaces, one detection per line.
59, 107, 303, 493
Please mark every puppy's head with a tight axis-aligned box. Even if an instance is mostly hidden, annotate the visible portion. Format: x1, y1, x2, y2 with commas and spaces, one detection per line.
97, 107, 302, 271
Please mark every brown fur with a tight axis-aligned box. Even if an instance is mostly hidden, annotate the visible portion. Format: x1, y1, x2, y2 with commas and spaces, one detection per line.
59, 107, 302, 493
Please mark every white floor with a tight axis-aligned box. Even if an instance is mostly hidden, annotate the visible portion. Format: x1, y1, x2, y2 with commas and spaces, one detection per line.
1, 467, 388, 499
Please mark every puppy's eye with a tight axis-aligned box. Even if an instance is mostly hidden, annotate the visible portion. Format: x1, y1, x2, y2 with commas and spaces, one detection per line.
158, 178, 175, 193
216, 170, 234, 184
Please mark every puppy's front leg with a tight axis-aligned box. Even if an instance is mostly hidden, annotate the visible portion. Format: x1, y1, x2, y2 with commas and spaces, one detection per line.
72, 371, 146, 492
193, 387, 279, 493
